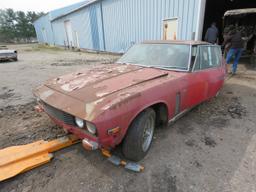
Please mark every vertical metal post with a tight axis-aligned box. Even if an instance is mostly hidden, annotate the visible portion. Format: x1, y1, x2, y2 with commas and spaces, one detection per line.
50, 22, 55, 45
100, 0, 106, 51
195, 0, 206, 40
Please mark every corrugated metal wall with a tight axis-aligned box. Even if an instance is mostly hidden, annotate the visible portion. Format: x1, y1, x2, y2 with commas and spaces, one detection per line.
33, 14, 55, 45
34, 0, 201, 53
101, 0, 200, 52
51, 3, 105, 51
51, 9, 94, 49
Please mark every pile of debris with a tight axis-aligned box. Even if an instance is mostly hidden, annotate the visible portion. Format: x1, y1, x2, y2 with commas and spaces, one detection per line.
223, 8, 256, 60
223, 25, 256, 49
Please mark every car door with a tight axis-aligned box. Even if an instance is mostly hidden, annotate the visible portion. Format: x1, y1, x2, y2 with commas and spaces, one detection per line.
206, 46, 225, 98
196, 45, 224, 99
181, 45, 208, 110
181, 45, 224, 110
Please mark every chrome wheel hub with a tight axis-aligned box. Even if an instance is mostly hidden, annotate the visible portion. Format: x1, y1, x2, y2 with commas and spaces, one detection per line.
142, 116, 154, 152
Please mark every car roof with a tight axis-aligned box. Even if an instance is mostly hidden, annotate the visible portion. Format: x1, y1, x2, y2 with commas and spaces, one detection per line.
142, 40, 210, 46
224, 8, 256, 17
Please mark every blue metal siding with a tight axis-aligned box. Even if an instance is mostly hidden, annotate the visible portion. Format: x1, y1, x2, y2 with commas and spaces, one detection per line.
52, 10, 93, 49
50, 3, 104, 51
34, 14, 55, 45
101, 0, 199, 52
48, 0, 89, 20
34, 0, 200, 53
89, 5, 100, 50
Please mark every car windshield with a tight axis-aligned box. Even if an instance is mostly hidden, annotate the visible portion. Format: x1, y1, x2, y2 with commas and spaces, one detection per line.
117, 43, 190, 70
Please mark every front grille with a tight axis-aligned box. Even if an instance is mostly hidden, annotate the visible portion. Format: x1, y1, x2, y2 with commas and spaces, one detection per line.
42, 102, 76, 126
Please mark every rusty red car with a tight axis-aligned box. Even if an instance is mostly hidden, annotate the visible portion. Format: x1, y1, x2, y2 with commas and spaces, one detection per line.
34, 40, 226, 161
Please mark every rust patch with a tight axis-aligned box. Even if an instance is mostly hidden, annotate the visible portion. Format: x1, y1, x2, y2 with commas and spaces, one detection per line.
40, 90, 54, 100
106, 92, 142, 110
46, 64, 143, 95
60, 79, 91, 92
84, 98, 104, 121
95, 72, 168, 98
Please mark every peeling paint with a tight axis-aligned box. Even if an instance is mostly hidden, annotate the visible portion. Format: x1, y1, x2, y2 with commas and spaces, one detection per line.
85, 102, 95, 116
41, 90, 54, 100
61, 79, 91, 92
109, 93, 141, 110
84, 98, 104, 120
94, 98, 104, 105
102, 93, 141, 111
96, 91, 110, 98
116, 65, 128, 73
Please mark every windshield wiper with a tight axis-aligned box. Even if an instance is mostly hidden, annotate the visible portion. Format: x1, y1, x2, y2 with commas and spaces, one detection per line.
116, 62, 133, 65
149, 65, 187, 70
117, 61, 148, 67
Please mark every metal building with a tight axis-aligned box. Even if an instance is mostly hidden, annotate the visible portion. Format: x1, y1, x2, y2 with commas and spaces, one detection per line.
34, 0, 206, 53
34, 0, 255, 53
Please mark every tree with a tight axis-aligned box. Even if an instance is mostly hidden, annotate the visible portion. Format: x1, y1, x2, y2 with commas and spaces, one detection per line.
0, 9, 16, 42
26, 11, 44, 38
0, 9, 45, 43
16, 11, 29, 39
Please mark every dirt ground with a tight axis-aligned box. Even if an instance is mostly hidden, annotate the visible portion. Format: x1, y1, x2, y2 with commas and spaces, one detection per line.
0, 44, 256, 192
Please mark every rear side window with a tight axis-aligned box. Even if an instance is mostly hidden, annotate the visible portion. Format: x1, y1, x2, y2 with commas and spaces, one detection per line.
193, 45, 221, 71
210, 46, 222, 67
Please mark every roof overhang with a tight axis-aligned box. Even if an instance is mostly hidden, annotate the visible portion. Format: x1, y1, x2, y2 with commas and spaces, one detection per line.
143, 40, 210, 46
51, 0, 99, 22
224, 8, 256, 17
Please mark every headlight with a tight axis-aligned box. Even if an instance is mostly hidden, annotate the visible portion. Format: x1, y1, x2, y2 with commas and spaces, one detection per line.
86, 121, 97, 135
75, 117, 84, 128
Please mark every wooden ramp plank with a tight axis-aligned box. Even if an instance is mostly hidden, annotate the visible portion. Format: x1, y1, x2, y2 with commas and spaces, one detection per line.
0, 135, 79, 182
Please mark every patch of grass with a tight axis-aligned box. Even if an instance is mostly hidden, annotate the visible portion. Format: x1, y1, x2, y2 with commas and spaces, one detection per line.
37, 44, 63, 51
22, 44, 64, 52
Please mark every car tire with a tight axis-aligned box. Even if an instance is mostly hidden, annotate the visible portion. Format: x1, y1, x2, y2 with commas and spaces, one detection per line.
122, 108, 156, 162
14, 57, 18, 61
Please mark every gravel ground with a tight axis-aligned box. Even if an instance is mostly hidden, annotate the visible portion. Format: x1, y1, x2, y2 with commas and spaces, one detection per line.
0, 44, 256, 192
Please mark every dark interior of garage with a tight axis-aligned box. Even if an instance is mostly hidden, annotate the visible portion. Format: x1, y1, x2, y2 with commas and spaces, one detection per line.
203, 0, 256, 43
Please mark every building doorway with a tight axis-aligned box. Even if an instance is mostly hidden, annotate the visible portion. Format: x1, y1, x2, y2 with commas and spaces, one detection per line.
42, 28, 47, 43
163, 18, 178, 40
202, 0, 256, 44
64, 20, 74, 48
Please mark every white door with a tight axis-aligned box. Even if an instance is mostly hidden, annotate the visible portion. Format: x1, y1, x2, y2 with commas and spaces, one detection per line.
75, 31, 80, 48
64, 20, 74, 47
42, 28, 47, 43
163, 18, 178, 40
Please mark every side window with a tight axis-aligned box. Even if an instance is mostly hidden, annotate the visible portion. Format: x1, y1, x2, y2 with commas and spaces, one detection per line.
194, 46, 221, 71
211, 46, 222, 67
200, 46, 212, 69
190, 46, 198, 70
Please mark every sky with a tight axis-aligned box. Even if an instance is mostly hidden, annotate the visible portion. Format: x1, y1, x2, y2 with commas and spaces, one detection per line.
0, 0, 83, 13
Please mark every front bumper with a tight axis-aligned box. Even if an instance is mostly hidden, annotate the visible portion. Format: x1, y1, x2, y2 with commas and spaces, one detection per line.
0, 53, 17, 60
52, 115, 100, 151
0, 56, 16, 60
82, 138, 99, 150
36, 104, 99, 151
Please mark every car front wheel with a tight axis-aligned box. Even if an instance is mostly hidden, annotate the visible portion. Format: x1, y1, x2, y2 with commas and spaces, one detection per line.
122, 108, 156, 162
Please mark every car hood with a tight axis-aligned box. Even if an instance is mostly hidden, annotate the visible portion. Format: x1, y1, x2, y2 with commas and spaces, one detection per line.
44, 64, 168, 103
